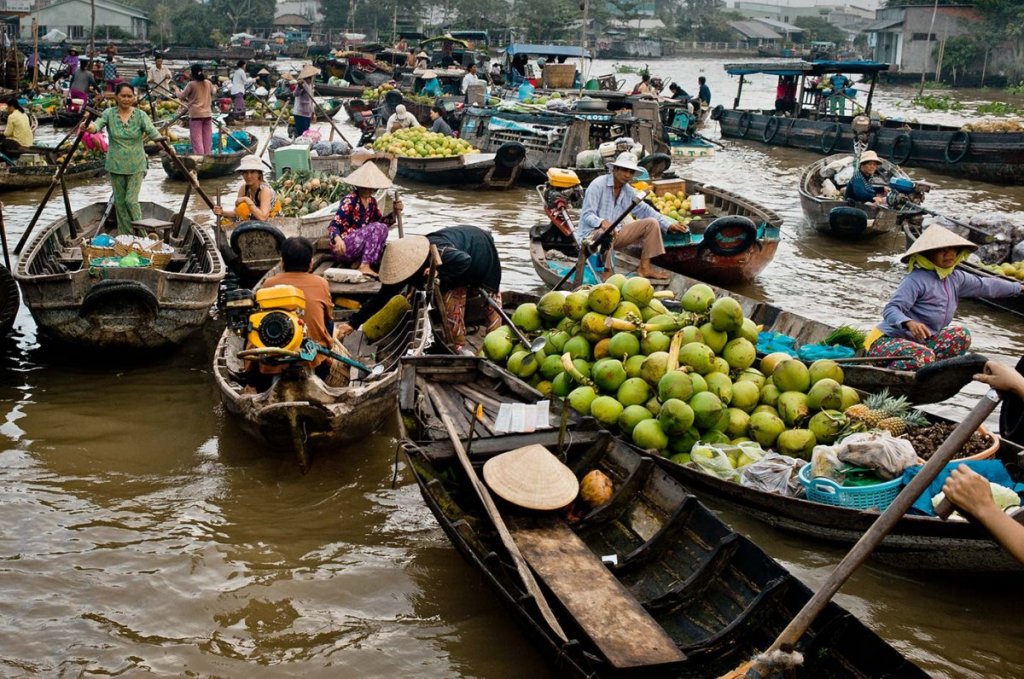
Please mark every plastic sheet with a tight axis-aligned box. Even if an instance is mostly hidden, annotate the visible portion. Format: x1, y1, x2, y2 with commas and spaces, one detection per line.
757, 330, 797, 357
797, 343, 856, 361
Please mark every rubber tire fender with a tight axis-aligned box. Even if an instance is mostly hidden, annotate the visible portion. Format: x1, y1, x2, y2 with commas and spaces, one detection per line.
710, 104, 724, 121
494, 141, 526, 169
638, 152, 672, 178
383, 89, 403, 108
762, 116, 780, 143
699, 216, 759, 257
820, 123, 843, 154
890, 133, 913, 165
737, 111, 752, 137
229, 220, 287, 254
944, 130, 970, 164
80, 279, 159, 318
828, 206, 869, 237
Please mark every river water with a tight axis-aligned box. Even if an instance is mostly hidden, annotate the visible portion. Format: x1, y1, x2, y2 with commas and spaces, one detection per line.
1, 57, 1023, 678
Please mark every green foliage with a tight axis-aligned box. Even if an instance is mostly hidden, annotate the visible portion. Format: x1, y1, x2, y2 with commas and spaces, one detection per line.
976, 101, 1020, 115
515, 0, 583, 42
937, 35, 981, 84
1008, 82, 1024, 96
209, 0, 276, 35
921, 80, 951, 90
911, 94, 964, 111
676, 2, 742, 42
319, 0, 349, 30
793, 16, 846, 45
171, 3, 217, 47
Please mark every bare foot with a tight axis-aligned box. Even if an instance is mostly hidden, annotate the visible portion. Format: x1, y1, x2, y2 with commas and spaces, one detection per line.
638, 268, 670, 280
357, 264, 379, 278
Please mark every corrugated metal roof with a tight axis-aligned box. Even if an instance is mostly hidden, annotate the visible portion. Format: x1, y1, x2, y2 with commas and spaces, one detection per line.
865, 17, 904, 32
728, 21, 782, 40
751, 18, 804, 33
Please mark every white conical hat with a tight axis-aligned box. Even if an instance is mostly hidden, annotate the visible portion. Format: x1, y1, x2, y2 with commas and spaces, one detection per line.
482, 445, 580, 510
900, 223, 977, 263
342, 161, 393, 190
378, 235, 429, 285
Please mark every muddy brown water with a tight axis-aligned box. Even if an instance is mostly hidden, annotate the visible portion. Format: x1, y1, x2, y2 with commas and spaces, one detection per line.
1, 57, 1023, 678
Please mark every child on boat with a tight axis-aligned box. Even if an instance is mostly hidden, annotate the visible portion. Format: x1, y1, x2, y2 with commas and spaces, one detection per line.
867, 224, 1024, 370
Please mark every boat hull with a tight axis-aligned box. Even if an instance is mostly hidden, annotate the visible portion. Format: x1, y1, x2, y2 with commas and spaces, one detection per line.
719, 109, 1024, 185
0, 264, 18, 338
0, 160, 106, 192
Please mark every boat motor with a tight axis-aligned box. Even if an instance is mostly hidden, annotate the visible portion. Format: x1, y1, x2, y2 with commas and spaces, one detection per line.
885, 176, 930, 211
538, 168, 584, 239
226, 285, 308, 354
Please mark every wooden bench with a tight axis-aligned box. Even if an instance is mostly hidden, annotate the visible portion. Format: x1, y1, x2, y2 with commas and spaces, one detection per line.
509, 514, 686, 670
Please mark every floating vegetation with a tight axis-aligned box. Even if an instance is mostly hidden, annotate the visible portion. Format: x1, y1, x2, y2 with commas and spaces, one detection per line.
975, 101, 1021, 116
911, 95, 964, 111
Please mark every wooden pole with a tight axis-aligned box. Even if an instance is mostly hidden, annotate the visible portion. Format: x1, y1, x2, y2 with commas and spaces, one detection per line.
0, 202, 10, 270
31, 19, 39, 91
918, 0, 940, 96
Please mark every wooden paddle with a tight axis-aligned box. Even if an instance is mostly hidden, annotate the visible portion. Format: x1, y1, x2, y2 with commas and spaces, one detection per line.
423, 382, 569, 644
734, 388, 1002, 679
14, 110, 93, 255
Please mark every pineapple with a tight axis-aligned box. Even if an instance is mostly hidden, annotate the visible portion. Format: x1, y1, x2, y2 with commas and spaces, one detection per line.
844, 389, 910, 429
877, 409, 929, 436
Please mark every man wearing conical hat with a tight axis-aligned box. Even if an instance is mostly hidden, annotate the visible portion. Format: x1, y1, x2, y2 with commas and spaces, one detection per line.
328, 162, 402, 276
866, 224, 1023, 370
338, 225, 503, 352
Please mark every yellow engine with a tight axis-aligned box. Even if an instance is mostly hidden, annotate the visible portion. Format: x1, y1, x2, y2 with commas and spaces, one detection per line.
247, 285, 307, 353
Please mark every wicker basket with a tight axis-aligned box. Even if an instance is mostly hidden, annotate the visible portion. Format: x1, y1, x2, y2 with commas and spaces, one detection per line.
542, 64, 577, 89
82, 242, 116, 261
114, 235, 173, 270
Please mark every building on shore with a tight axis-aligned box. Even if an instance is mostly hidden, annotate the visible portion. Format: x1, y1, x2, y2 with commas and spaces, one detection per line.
866, 4, 977, 78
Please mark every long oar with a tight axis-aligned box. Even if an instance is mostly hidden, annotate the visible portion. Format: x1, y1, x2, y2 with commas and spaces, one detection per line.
0, 202, 10, 270
551, 191, 647, 291
423, 381, 569, 644
14, 110, 93, 254
737, 388, 1002, 679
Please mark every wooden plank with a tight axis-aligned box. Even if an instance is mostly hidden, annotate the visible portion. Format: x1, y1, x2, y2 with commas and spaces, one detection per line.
510, 515, 687, 669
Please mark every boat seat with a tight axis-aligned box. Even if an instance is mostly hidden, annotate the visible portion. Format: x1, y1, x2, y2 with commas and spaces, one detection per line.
131, 217, 175, 240
509, 514, 687, 670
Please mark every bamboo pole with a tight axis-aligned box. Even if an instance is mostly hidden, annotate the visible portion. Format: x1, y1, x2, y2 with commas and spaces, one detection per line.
31, 19, 38, 91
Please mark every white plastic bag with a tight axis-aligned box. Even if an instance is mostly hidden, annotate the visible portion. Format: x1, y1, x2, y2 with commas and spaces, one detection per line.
739, 452, 806, 496
835, 432, 918, 480
690, 444, 739, 482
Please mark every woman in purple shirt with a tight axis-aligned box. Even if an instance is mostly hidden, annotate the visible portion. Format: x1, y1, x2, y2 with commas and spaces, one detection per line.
868, 224, 1024, 370
327, 162, 402, 276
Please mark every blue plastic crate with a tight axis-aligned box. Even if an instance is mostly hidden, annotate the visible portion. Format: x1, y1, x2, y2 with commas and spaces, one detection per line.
798, 463, 902, 511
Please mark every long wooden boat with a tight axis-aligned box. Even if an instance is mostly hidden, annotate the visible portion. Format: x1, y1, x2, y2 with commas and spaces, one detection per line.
0, 159, 105, 192
527, 235, 987, 404
13, 201, 224, 349
717, 60, 1024, 185
798, 153, 926, 238
213, 253, 431, 470
160, 131, 257, 180
315, 83, 366, 98
161, 45, 259, 61
0, 263, 18, 338
535, 177, 783, 285
398, 355, 928, 677
394, 145, 525, 189
903, 221, 1024, 320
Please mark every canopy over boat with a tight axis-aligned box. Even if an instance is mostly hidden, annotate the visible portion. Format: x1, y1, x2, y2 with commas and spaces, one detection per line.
504, 43, 592, 59
724, 60, 890, 77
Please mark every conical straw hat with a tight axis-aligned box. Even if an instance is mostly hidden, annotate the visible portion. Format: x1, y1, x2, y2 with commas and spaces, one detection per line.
343, 161, 393, 190
900, 223, 976, 262
482, 445, 580, 511
298, 63, 320, 80
379, 235, 429, 284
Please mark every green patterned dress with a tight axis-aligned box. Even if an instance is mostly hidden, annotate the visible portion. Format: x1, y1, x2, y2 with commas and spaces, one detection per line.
94, 107, 161, 233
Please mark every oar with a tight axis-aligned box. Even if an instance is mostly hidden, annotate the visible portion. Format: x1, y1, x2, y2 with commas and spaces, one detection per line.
423, 381, 569, 644
0, 202, 10, 270
256, 102, 291, 160
14, 110, 93, 254
391, 188, 404, 238
307, 83, 352, 144
480, 293, 546, 353
737, 388, 1002, 679
915, 205, 997, 243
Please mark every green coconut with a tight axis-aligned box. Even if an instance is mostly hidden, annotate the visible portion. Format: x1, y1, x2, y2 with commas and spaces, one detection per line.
624, 354, 647, 378
658, 398, 695, 435
567, 386, 597, 415
563, 290, 591, 321
806, 378, 843, 411
632, 418, 668, 451
590, 395, 625, 426
748, 411, 786, 448
616, 377, 651, 407
698, 322, 728, 355
689, 391, 725, 429
722, 337, 756, 371
809, 359, 845, 386
681, 283, 715, 313
511, 303, 542, 332
563, 335, 591, 361
777, 391, 810, 427
640, 331, 671, 354
705, 372, 734, 405
592, 358, 628, 393
619, 404, 653, 436
639, 352, 670, 387
760, 351, 793, 376
773, 360, 811, 393
679, 341, 715, 375
607, 332, 641, 359
808, 410, 847, 445
776, 429, 817, 460
730, 380, 761, 413
537, 290, 568, 324
709, 296, 744, 333
482, 326, 515, 362
622, 277, 655, 307
588, 283, 621, 315
658, 370, 694, 402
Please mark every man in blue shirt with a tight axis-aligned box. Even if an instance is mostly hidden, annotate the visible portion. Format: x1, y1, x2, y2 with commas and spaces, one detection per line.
845, 150, 888, 204
698, 76, 711, 107
578, 152, 688, 279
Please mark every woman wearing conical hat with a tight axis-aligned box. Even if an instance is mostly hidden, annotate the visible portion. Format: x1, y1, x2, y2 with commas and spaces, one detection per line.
328, 162, 402, 276
867, 224, 1023, 370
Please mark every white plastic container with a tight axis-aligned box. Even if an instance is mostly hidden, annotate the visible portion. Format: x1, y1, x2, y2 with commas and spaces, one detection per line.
689, 194, 707, 215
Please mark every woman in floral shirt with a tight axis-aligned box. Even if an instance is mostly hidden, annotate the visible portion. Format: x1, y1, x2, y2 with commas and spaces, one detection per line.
328, 162, 402, 276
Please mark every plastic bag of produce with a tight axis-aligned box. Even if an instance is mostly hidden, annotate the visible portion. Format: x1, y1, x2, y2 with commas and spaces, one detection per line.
311, 141, 333, 157
575, 149, 602, 169
739, 452, 806, 496
268, 136, 291, 151
690, 444, 739, 482
1013, 240, 1024, 262
331, 140, 351, 156
835, 432, 918, 480
810, 445, 846, 483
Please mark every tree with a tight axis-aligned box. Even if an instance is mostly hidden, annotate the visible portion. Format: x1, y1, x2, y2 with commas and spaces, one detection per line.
609, 0, 643, 33
171, 3, 218, 47
515, 0, 581, 42
319, 0, 350, 31
210, 0, 275, 35
937, 35, 980, 84
973, 0, 1024, 82
793, 16, 846, 45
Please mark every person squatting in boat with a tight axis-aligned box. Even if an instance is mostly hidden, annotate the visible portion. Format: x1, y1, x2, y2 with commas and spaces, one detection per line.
578, 152, 688, 280
328, 162, 402, 276
866, 224, 1023, 370
336, 225, 502, 353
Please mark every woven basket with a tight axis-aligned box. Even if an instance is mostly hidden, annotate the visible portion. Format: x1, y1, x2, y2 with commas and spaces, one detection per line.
82, 242, 116, 261
114, 235, 173, 270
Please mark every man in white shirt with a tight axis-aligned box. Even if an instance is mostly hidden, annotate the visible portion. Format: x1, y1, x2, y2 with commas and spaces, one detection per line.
231, 60, 249, 120
461, 63, 483, 98
385, 104, 420, 133
146, 55, 177, 98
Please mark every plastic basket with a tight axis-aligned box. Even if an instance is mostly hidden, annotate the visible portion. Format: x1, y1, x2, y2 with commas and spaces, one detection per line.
798, 463, 902, 511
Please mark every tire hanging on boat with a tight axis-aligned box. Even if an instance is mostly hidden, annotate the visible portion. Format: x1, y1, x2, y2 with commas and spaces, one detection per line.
638, 152, 672, 178
820, 123, 843, 154
945, 130, 970, 164
710, 104, 724, 121
890, 133, 913, 165
737, 112, 752, 138
827, 206, 869, 237
762, 116, 780, 143
79, 280, 159, 319
698, 216, 759, 257
495, 141, 526, 169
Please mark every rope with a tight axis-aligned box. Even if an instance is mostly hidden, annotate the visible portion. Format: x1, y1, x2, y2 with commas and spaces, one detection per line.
753, 649, 804, 671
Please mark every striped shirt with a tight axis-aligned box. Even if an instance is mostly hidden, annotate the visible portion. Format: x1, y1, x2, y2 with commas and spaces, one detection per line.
578, 173, 674, 241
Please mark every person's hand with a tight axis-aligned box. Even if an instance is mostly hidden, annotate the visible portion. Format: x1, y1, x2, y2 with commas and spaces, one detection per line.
973, 360, 1024, 398
393, 199, 403, 213
331, 235, 345, 255
213, 205, 223, 217
668, 221, 689, 234
942, 464, 998, 518
904, 319, 932, 340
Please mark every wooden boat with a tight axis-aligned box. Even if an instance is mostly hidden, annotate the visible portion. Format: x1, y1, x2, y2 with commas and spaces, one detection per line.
212, 253, 431, 470
315, 83, 366, 98
904, 221, 1024, 320
160, 131, 257, 180
161, 46, 259, 61
219, 213, 332, 286
397, 355, 929, 677
534, 176, 783, 285
53, 107, 83, 129
268, 148, 397, 181
0, 263, 18, 338
717, 60, 1024, 185
798, 154, 926, 238
0, 159, 105, 191
527, 235, 987, 404
394, 144, 525, 189
13, 201, 224, 350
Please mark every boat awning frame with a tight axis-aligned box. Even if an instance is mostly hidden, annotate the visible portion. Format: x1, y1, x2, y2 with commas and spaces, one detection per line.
724, 60, 890, 77
504, 44, 592, 59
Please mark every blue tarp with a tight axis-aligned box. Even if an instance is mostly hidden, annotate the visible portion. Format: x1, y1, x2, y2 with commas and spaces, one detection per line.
724, 60, 890, 77
505, 44, 591, 59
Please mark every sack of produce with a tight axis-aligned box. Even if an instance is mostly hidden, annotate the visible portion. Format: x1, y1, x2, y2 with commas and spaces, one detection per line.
268, 136, 291, 151
311, 141, 333, 157
331, 140, 352, 156
739, 452, 805, 496
835, 431, 918, 480
575, 149, 602, 169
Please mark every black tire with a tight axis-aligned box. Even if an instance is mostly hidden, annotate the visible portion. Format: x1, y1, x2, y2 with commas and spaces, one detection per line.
944, 130, 970, 164
762, 116, 780, 143
699, 216, 759, 257
494, 142, 526, 170
820, 123, 842, 154
80, 280, 159, 319
383, 89, 402, 108
638, 152, 672, 178
737, 112, 752, 137
710, 104, 724, 121
890, 133, 913, 165
230, 220, 286, 251
828, 206, 869, 237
